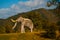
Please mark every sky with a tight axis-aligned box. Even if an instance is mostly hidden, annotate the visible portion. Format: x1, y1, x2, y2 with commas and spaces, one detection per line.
0, 0, 57, 19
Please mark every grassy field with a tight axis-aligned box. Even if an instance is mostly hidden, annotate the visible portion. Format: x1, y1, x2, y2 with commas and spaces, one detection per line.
0, 32, 54, 40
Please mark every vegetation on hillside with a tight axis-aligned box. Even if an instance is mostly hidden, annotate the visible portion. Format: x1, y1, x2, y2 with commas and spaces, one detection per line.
0, 0, 60, 40
0, 32, 54, 40
0, 8, 60, 39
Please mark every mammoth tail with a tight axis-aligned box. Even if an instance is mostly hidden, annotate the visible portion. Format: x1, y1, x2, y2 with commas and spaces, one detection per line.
12, 22, 17, 29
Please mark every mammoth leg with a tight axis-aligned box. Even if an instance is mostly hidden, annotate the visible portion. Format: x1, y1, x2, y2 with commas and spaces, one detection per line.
31, 28, 33, 32
30, 24, 33, 32
30, 26, 33, 32
21, 22, 25, 33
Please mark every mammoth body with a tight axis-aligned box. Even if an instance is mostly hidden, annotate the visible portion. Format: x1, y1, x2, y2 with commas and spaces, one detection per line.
11, 17, 33, 33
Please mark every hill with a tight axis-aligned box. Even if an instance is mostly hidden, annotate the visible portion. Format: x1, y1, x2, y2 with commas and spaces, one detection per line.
0, 8, 59, 33
0, 8, 60, 40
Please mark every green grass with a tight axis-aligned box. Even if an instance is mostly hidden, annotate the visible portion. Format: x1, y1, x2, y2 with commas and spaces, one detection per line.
0, 32, 53, 40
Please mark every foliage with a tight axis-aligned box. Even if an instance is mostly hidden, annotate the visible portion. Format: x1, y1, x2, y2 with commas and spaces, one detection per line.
0, 33, 54, 40
0, 8, 58, 33
0, 8, 59, 40
47, 0, 60, 8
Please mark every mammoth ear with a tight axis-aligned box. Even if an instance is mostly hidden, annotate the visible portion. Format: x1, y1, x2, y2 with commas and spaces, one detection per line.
11, 19, 16, 22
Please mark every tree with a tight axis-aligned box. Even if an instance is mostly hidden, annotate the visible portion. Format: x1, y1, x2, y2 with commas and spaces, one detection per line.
47, 0, 60, 8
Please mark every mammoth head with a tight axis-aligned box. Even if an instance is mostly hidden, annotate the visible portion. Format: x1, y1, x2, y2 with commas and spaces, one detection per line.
11, 19, 16, 22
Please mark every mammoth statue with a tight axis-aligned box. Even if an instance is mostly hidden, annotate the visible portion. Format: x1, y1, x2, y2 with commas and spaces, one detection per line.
11, 16, 34, 33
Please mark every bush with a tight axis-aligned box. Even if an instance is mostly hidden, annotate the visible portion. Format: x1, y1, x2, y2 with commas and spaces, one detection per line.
40, 24, 56, 39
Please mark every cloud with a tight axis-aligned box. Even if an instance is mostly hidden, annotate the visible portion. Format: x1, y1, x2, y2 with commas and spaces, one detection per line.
10, 4, 20, 13
11, 4, 19, 10
0, 8, 10, 14
19, 0, 45, 7
0, 0, 56, 18
10, 4, 31, 13
0, 0, 45, 15
0, 3, 32, 18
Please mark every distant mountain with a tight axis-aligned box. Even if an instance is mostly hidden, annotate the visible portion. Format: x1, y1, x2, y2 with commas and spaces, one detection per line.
0, 8, 59, 33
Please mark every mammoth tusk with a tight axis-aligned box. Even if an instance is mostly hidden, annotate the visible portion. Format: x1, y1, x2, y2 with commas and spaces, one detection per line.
12, 22, 17, 29
11, 19, 16, 22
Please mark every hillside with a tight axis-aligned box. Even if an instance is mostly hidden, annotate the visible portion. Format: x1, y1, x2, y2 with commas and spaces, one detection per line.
0, 8, 60, 40
0, 8, 59, 33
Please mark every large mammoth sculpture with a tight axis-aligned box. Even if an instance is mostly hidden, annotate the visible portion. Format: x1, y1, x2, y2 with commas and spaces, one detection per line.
11, 16, 34, 33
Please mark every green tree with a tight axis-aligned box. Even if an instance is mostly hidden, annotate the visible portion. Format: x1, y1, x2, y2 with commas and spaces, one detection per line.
47, 0, 60, 8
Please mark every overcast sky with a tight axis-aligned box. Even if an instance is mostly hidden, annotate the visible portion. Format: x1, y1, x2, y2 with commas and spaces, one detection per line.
0, 0, 57, 19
